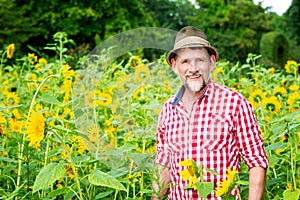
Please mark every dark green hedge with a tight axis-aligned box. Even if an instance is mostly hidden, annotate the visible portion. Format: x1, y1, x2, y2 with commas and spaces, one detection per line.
260, 31, 289, 68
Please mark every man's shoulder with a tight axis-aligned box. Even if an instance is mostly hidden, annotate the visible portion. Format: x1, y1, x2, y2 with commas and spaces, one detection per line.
163, 96, 176, 106
212, 82, 246, 100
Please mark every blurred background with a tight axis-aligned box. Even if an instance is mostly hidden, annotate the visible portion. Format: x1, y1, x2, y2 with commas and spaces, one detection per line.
1, 0, 299, 67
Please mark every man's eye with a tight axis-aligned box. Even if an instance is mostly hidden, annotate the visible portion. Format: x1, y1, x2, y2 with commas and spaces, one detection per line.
182, 60, 188, 63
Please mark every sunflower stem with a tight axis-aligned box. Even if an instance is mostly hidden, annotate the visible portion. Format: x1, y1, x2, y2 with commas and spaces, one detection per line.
16, 74, 60, 190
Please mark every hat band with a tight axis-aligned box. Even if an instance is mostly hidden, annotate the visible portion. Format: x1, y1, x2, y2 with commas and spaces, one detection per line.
174, 36, 210, 50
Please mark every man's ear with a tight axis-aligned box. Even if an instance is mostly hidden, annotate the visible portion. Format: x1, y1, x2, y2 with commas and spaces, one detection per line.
171, 58, 178, 74
210, 55, 217, 72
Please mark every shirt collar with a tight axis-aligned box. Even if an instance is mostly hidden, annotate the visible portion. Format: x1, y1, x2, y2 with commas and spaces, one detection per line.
171, 80, 214, 107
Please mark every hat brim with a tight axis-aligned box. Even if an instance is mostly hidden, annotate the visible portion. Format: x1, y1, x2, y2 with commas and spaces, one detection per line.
166, 45, 219, 67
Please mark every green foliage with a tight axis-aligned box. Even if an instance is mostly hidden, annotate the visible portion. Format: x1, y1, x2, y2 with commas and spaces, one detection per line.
1, 0, 297, 64
0, 19, 299, 200
195, 182, 214, 198
1, 0, 154, 54
0, 0, 36, 44
88, 170, 126, 191
260, 31, 290, 68
283, 0, 300, 61
285, 0, 300, 46
32, 162, 65, 193
283, 188, 300, 200
189, 0, 272, 62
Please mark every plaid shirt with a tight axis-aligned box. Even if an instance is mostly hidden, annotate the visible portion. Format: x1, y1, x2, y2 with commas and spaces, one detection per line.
154, 81, 268, 199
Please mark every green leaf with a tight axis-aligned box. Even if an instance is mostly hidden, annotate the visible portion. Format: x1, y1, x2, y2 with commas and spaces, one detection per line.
139, 188, 154, 194
194, 182, 214, 198
265, 142, 287, 151
0, 156, 18, 163
266, 178, 282, 186
236, 180, 249, 185
95, 190, 114, 199
205, 167, 219, 176
283, 189, 300, 200
88, 170, 126, 191
47, 188, 70, 198
72, 155, 90, 164
33, 162, 65, 193
268, 154, 280, 168
0, 105, 23, 112
38, 93, 62, 105
222, 194, 236, 200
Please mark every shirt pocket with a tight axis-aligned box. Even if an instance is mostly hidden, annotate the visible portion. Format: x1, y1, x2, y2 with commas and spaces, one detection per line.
202, 138, 228, 151
201, 113, 233, 151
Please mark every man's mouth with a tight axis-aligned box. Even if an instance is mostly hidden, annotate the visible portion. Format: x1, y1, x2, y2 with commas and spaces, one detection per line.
186, 74, 202, 80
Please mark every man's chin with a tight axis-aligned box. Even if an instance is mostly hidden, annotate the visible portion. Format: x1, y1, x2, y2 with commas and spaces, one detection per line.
186, 83, 203, 92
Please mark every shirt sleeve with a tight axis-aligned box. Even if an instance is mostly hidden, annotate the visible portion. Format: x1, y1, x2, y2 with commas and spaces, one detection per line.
154, 102, 170, 167
235, 98, 269, 169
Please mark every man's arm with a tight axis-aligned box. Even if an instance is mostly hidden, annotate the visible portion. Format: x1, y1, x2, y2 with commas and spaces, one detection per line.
248, 166, 266, 200
151, 164, 171, 200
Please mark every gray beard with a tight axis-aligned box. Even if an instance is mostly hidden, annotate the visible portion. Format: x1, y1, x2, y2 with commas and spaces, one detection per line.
185, 76, 208, 92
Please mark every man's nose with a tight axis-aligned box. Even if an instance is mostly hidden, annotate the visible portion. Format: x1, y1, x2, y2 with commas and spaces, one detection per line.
189, 61, 198, 71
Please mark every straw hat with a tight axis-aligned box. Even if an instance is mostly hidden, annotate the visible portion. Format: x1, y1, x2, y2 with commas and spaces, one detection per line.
166, 26, 219, 66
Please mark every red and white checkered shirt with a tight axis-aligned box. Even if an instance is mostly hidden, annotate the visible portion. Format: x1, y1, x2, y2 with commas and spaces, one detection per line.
154, 81, 268, 199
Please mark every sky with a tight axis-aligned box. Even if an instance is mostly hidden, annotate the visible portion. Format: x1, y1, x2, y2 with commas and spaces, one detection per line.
253, 0, 292, 15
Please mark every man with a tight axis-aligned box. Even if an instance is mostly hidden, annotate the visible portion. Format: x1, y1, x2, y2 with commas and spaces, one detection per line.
152, 26, 268, 199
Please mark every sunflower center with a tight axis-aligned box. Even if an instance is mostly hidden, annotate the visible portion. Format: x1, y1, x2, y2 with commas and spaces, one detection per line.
254, 95, 262, 102
266, 103, 276, 112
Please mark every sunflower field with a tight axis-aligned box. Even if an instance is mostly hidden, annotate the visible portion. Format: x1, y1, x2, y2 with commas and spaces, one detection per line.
0, 32, 299, 200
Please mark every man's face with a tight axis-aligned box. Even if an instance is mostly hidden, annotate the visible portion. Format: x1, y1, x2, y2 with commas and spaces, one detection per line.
171, 48, 216, 93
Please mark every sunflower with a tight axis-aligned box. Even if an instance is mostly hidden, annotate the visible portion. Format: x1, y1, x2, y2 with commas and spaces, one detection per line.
76, 136, 88, 154
116, 72, 131, 93
5, 92, 20, 106
248, 89, 266, 108
289, 85, 299, 92
12, 109, 21, 120
287, 92, 300, 112
0, 113, 6, 124
128, 55, 142, 68
34, 57, 48, 71
132, 86, 145, 99
94, 91, 112, 107
179, 159, 199, 190
6, 43, 15, 59
212, 67, 224, 82
262, 96, 282, 114
134, 63, 150, 83
273, 87, 287, 97
61, 64, 71, 72
25, 111, 46, 147
85, 90, 96, 108
8, 118, 24, 133
65, 164, 77, 179
61, 64, 76, 80
28, 53, 38, 64
86, 123, 101, 143
215, 167, 239, 197
269, 67, 275, 74
280, 135, 286, 143
284, 60, 298, 74
80, 123, 103, 153
286, 184, 294, 191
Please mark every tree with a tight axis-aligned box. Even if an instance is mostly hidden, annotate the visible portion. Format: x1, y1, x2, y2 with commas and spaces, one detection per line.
0, 0, 37, 45
187, 0, 272, 62
285, 0, 300, 46
1, 0, 155, 54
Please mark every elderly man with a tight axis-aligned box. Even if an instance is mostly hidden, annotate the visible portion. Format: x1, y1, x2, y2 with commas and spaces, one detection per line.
152, 26, 268, 200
